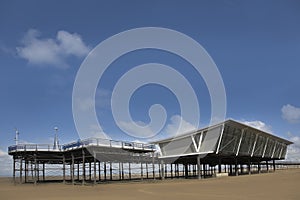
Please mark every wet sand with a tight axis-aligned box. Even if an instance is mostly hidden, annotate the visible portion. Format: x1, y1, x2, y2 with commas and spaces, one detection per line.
0, 169, 299, 200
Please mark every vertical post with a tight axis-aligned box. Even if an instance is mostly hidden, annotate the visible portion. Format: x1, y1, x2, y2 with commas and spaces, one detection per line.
93, 154, 96, 185
184, 164, 188, 179
104, 162, 107, 181
89, 162, 92, 181
119, 162, 122, 180
42, 163, 45, 181
218, 158, 222, 173
98, 162, 101, 181
140, 161, 143, 180
266, 161, 269, 172
146, 162, 149, 179
24, 160, 27, 183
152, 153, 155, 180
82, 150, 85, 185
165, 163, 168, 178
129, 162, 131, 180
171, 164, 173, 178
273, 160, 276, 171
258, 162, 261, 174
121, 162, 124, 180
20, 159, 22, 184
158, 163, 161, 178
71, 153, 74, 185
197, 155, 201, 179
77, 162, 80, 181
235, 158, 238, 176
248, 160, 251, 175
160, 160, 165, 180
63, 155, 66, 184
13, 158, 16, 185
110, 162, 112, 181
34, 154, 37, 185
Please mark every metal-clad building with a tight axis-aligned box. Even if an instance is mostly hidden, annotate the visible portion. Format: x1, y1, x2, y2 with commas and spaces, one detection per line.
154, 119, 292, 179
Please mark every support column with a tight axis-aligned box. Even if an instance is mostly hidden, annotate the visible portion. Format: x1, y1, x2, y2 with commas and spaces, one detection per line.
165, 164, 168, 178
89, 162, 92, 181
42, 163, 45, 181
93, 154, 97, 185
140, 161, 143, 180
266, 161, 269, 172
273, 160, 276, 171
82, 150, 85, 185
248, 160, 251, 175
258, 162, 261, 174
240, 164, 243, 174
119, 162, 122, 180
20, 159, 23, 184
184, 164, 188, 179
34, 154, 37, 185
160, 160, 165, 180
110, 162, 112, 181
24, 160, 27, 183
152, 155, 155, 180
121, 162, 124, 180
145, 162, 148, 179
77, 162, 80, 181
98, 162, 101, 181
218, 158, 222, 173
13, 158, 16, 185
104, 162, 107, 181
235, 158, 238, 176
197, 155, 201, 179
129, 162, 131, 180
63, 155, 66, 184
71, 153, 75, 185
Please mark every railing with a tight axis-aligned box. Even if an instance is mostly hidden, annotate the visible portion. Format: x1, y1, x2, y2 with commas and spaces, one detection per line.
8, 138, 156, 153
8, 144, 63, 152
62, 138, 156, 151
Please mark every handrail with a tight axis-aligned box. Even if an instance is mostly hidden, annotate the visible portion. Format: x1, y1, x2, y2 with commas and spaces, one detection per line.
8, 138, 156, 153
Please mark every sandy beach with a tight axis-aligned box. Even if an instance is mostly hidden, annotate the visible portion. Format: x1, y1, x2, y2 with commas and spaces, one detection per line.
0, 169, 299, 200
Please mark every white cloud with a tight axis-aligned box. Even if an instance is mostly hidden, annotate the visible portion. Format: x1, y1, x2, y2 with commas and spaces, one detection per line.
240, 120, 272, 133
87, 124, 111, 140
164, 115, 197, 137
118, 121, 155, 138
16, 29, 90, 68
96, 88, 111, 109
286, 135, 300, 161
0, 149, 12, 176
117, 115, 196, 140
281, 104, 300, 123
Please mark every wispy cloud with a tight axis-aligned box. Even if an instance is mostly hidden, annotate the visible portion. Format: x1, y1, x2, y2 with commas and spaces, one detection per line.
16, 29, 91, 68
281, 104, 300, 124
286, 133, 300, 161
0, 149, 12, 176
117, 115, 196, 140
240, 120, 273, 133
164, 115, 197, 137
118, 120, 155, 139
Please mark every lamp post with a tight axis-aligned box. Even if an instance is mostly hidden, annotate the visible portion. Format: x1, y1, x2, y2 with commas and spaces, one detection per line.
53, 127, 59, 150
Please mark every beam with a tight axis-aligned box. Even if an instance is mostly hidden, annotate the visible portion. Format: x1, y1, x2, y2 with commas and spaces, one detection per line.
216, 123, 225, 154
236, 129, 245, 156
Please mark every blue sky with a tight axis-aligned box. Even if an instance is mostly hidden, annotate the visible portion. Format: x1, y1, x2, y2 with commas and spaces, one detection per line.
1, 0, 300, 175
